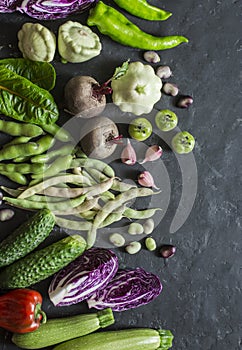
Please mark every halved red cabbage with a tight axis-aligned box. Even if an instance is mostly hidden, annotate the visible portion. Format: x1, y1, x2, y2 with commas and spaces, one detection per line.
16, 0, 98, 20
48, 248, 118, 307
0, 0, 20, 12
87, 267, 162, 311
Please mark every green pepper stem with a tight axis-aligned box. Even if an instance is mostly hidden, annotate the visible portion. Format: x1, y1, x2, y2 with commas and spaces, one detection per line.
35, 303, 47, 324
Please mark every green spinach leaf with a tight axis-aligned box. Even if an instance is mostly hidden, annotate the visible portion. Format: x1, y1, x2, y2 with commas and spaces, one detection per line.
0, 66, 59, 125
0, 58, 56, 91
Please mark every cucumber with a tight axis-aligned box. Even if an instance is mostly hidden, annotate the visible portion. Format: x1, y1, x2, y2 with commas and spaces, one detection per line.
12, 308, 114, 349
0, 235, 86, 289
52, 329, 174, 350
0, 209, 55, 268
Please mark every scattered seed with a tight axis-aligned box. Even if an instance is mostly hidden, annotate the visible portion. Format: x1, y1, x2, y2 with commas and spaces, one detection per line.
109, 233, 125, 247
143, 218, 155, 234
162, 82, 179, 96
128, 222, 144, 235
145, 237, 157, 251
0, 208, 15, 222
143, 51, 160, 64
125, 241, 142, 254
176, 95, 193, 108
160, 244, 176, 258
156, 65, 172, 79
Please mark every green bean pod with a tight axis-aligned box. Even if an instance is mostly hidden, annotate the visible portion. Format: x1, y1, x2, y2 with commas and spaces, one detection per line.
56, 216, 92, 231
124, 207, 162, 219
0, 119, 43, 137
71, 158, 115, 178
3, 194, 86, 212
18, 174, 90, 199
88, 1, 188, 50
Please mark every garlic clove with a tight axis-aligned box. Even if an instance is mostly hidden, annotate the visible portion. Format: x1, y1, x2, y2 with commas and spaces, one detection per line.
138, 171, 159, 189
139, 145, 162, 164
121, 139, 137, 165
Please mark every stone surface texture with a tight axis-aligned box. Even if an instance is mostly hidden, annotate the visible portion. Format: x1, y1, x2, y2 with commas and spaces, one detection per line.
0, 1, 241, 349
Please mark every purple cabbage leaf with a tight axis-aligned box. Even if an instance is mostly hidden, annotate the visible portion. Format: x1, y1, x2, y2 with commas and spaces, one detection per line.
48, 248, 118, 307
87, 267, 162, 312
0, 0, 21, 12
17, 0, 98, 20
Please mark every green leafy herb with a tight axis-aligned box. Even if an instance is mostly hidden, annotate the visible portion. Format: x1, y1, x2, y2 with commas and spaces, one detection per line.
0, 66, 59, 126
0, 58, 56, 91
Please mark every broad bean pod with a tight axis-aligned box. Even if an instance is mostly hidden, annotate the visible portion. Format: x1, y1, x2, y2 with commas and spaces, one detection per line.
31, 144, 74, 163
0, 142, 39, 161
3, 136, 32, 148
41, 123, 71, 142
0, 162, 45, 174
0, 119, 43, 137
32, 154, 73, 179
0, 172, 27, 185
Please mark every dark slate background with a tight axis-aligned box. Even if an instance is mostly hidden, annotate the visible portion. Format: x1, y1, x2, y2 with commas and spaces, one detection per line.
0, 1, 241, 349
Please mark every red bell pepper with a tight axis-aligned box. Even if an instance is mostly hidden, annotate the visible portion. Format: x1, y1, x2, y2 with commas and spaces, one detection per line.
0, 288, 47, 333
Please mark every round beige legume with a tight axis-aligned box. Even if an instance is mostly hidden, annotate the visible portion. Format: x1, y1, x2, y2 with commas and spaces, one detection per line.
128, 222, 144, 235
143, 218, 155, 234
125, 241, 142, 254
109, 233, 125, 247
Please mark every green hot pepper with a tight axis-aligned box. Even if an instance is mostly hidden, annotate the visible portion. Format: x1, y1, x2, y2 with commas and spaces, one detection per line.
113, 0, 172, 21
87, 1, 188, 50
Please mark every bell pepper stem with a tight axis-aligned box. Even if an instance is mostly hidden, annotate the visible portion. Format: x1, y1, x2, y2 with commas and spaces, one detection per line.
35, 303, 47, 324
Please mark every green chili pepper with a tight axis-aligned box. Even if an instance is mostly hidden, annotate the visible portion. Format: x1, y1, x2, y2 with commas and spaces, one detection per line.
113, 0, 172, 21
87, 1, 188, 50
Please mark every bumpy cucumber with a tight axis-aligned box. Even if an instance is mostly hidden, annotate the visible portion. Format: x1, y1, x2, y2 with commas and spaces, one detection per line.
0, 235, 86, 289
0, 209, 55, 268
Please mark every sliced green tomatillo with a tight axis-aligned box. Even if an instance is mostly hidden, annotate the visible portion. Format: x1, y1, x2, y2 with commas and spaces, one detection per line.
171, 131, 195, 154
128, 117, 152, 141
155, 109, 178, 131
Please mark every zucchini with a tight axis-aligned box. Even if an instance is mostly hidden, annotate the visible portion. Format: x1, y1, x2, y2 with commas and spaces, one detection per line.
12, 308, 114, 349
52, 328, 174, 350
0, 235, 86, 289
0, 208, 55, 268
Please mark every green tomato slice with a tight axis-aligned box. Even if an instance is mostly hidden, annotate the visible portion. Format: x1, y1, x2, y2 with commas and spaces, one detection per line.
155, 109, 178, 131
171, 131, 195, 154
128, 117, 152, 141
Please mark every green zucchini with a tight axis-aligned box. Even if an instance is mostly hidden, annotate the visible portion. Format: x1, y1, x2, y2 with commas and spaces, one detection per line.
0, 208, 55, 268
0, 235, 86, 289
12, 308, 114, 349
52, 328, 174, 350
